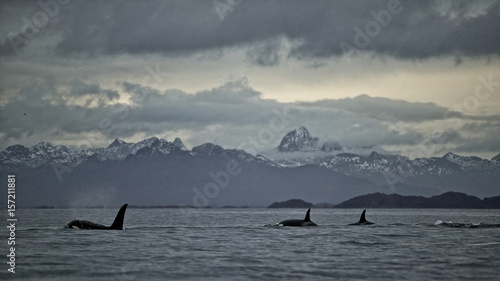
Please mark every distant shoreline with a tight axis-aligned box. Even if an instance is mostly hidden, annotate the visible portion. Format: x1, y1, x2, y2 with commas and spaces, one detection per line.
15, 191, 500, 209
269, 191, 500, 209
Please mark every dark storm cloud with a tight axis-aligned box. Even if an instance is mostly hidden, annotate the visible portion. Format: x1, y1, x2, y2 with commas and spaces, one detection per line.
2, 0, 499, 61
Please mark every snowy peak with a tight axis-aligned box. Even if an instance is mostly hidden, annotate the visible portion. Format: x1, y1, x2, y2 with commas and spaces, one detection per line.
96, 137, 189, 161
443, 152, 457, 159
325, 153, 363, 165
322, 151, 469, 178
0, 145, 31, 163
0, 142, 87, 167
278, 126, 319, 152
368, 151, 384, 161
442, 152, 497, 172
192, 143, 225, 157
493, 153, 500, 164
173, 138, 187, 151
321, 150, 499, 180
96, 138, 153, 161
191, 143, 279, 167
277, 126, 344, 154
108, 138, 127, 148
150, 138, 187, 155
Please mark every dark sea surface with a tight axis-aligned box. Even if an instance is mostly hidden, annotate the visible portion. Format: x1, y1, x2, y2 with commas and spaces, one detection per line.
3, 208, 500, 280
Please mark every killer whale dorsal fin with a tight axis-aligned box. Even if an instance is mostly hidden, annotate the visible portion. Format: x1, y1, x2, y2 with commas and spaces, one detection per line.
304, 208, 311, 222
109, 204, 128, 230
359, 209, 367, 223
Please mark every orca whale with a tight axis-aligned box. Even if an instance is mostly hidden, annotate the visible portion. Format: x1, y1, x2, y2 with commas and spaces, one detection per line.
349, 209, 374, 225
67, 204, 128, 230
278, 208, 317, 226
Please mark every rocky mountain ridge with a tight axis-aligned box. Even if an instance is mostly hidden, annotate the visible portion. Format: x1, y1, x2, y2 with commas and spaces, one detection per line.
0, 137, 188, 168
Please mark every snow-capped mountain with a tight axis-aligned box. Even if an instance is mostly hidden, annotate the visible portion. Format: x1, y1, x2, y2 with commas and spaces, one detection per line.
0, 129, 499, 208
319, 150, 500, 179
443, 152, 499, 173
0, 136, 280, 171
0, 142, 89, 167
192, 143, 280, 167
2, 128, 498, 178
277, 126, 319, 152
277, 126, 344, 154
273, 126, 499, 178
89, 137, 159, 161
0, 137, 189, 168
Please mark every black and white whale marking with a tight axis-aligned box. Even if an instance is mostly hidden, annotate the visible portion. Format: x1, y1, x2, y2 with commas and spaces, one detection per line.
278, 208, 317, 226
349, 209, 374, 225
67, 204, 128, 230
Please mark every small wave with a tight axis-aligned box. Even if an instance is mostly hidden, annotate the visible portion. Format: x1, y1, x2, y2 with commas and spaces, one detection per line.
342, 240, 386, 247
471, 242, 500, 246
434, 220, 500, 228
123, 225, 175, 230
388, 223, 407, 226
18, 226, 65, 231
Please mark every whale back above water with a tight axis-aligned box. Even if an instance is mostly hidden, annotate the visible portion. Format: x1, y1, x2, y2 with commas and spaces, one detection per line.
350, 209, 374, 225
278, 208, 318, 227
67, 204, 128, 230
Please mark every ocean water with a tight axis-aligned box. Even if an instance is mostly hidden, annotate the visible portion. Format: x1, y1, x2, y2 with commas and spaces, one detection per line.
3, 208, 500, 280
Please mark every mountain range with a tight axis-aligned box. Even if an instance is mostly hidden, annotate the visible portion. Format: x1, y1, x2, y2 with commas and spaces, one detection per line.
1, 126, 499, 208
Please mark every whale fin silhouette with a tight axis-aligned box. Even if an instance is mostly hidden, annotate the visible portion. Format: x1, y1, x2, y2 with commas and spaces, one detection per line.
304, 208, 311, 222
109, 204, 128, 230
349, 209, 373, 225
359, 209, 367, 223
277, 208, 317, 226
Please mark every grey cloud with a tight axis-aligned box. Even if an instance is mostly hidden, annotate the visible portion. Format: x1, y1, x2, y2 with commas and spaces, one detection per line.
462, 120, 500, 131
71, 80, 100, 96
289, 0, 500, 60
299, 94, 464, 123
121, 79, 274, 129
0, 77, 121, 140
69, 79, 120, 107
450, 121, 500, 154
246, 40, 283, 66
2, 1, 498, 61
455, 137, 500, 154
53, 1, 227, 56
454, 121, 500, 153
71, 80, 120, 104
413, 120, 500, 156
319, 117, 425, 147
103, 89, 120, 100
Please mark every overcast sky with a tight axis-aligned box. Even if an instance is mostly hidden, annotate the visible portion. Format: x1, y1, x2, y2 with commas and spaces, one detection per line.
0, 0, 499, 159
